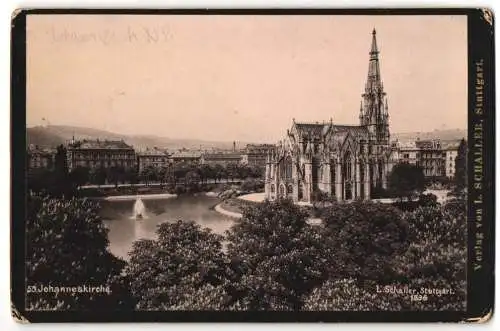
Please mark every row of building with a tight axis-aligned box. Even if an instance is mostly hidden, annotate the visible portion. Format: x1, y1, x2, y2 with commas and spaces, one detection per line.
27, 139, 275, 173
329, 138, 461, 181
395, 139, 461, 179
27, 136, 462, 180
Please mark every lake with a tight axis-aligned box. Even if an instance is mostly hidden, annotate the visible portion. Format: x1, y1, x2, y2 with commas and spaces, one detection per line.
100, 194, 235, 260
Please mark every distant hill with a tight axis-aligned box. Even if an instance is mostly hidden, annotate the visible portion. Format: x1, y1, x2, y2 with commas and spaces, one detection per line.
27, 125, 253, 151
27, 126, 66, 147
27, 125, 467, 151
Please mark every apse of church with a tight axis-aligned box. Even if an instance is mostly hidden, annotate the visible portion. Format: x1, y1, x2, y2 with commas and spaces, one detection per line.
265, 29, 393, 203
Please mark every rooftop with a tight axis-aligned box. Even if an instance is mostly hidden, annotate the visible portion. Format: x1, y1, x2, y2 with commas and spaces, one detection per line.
202, 152, 242, 159
27, 144, 56, 154
68, 139, 134, 150
137, 147, 170, 156
415, 140, 442, 150
171, 151, 202, 159
441, 140, 462, 150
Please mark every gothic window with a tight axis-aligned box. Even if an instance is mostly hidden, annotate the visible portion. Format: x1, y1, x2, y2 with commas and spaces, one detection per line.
330, 161, 336, 194
279, 185, 285, 198
287, 184, 293, 194
285, 156, 293, 180
344, 151, 352, 182
280, 156, 293, 180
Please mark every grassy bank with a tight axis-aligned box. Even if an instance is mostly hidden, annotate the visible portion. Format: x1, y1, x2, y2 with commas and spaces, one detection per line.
219, 197, 261, 215
79, 182, 240, 198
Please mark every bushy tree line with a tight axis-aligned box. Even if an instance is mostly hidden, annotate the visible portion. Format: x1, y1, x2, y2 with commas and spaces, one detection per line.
29, 148, 264, 192
26, 193, 135, 310
139, 162, 264, 187
27, 193, 466, 311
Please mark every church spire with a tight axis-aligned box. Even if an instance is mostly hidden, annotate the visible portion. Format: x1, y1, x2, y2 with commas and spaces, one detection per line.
366, 28, 382, 93
361, 29, 389, 143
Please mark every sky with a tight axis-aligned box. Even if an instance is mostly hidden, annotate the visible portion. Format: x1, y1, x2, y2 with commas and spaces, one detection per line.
27, 14, 467, 143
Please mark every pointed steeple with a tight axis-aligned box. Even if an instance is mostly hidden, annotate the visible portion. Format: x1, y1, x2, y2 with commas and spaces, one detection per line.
366, 28, 382, 93
361, 29, 389, 143
370, 28, 378, 55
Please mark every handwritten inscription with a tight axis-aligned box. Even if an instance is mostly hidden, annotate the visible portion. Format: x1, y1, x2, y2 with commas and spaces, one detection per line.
47, 25, 172, 45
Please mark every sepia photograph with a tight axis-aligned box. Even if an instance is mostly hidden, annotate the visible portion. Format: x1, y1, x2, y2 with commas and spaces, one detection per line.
11, 9, 494, 322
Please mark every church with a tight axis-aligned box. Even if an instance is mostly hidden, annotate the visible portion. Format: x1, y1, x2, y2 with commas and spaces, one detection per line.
265, 29, 396, 203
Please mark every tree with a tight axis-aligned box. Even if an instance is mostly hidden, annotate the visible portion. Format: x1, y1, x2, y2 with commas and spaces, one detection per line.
249, 165, 265, 179
226, 163, 240, 182
26, 194, 133, 310
28, 168, 54, 194
107, 166, 120, 188
157, 166, 168, 187
69, 166, 90, 189
91, 166, 107, 187
125, 167, 139, 184
126, 221, 227, 310
240, 178, 264, 193
319, 201, 409, 282
418, 193, 439, 208
303, 278, 403, 311
185, 170, 201, 193
225, 199, 329, 310
140, 165, 158, 186
172, 162, 190, 185
454, 138, 467, 193
237, 164, 250, 180
388, 163, 426, 202
199, 164, 213, 184
213, 164, 225, 183
390, 199, 467, 310
51, 144, 72, 197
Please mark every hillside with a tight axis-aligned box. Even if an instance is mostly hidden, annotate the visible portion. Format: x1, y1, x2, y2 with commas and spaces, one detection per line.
27, 125, 467, 150
27, 125, 252, 151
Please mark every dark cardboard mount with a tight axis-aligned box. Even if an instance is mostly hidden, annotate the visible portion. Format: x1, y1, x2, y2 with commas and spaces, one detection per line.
10, 8, 495, 323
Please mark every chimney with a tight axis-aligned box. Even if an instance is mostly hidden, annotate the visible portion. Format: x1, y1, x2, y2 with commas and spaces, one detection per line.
233, 141, 236, 152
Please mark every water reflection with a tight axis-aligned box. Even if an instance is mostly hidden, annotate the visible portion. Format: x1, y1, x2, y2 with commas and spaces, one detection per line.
101, 195, 235, 260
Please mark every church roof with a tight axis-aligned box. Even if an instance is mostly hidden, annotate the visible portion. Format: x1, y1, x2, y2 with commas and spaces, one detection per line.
292, 122, 369, 141
293, 122, 326, 136
330, 125, 369, 141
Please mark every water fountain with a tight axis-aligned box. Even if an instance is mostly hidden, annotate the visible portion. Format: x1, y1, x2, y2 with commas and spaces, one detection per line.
132, 197, 146, 220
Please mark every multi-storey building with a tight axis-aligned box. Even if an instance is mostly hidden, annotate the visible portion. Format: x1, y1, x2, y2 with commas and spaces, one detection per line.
66, 139, 136, 171
415, 139, 445, 178
243, 144, 275, 167
170, 150, 202, 164
398, 141, 419, 166
137, 147, 170, 172
395, 139, 462, 179
27, 145, 56, 170
200, 152, 243, 166
442, 140, 461, 179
